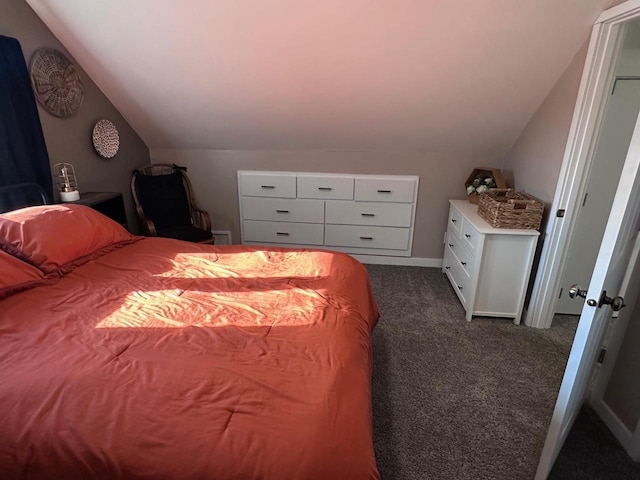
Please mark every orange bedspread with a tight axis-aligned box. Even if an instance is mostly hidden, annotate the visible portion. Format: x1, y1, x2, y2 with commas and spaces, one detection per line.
0, 239, 380, 479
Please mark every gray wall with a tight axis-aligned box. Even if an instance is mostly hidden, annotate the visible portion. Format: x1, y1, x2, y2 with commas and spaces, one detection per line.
149, 33, 593, 260
149, 38, 588, 260
151, 149, 500, 259
1, 0, 149, 230
499, 41, 589, 303
502, 41, 589, 207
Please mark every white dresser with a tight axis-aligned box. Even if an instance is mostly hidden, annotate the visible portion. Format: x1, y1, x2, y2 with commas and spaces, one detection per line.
443, 200, 539, 324
238, 171, 419, 258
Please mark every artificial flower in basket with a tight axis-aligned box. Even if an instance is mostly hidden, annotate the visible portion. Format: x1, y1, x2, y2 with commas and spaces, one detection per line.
464, 167, 507, 204
466, 175, 497, 196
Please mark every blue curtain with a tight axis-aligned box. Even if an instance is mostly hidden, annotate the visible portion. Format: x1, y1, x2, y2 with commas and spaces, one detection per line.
0, 35, 52, 211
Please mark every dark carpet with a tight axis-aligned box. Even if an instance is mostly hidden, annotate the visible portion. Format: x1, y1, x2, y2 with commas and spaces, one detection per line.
550, 405, 640, 480
366, 265, 578, 479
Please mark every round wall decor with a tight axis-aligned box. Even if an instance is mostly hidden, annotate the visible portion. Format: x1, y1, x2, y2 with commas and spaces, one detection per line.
92, 119, 120, 158
30, 48, 84, 118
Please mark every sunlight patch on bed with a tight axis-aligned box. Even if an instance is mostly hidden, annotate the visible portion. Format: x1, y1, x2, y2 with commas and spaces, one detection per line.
93, 287, 327, 329
168, 251, 334, 280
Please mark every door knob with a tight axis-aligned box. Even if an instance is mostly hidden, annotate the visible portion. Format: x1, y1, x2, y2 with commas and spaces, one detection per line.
569, 284, 588, 299
598, 290, 626, 311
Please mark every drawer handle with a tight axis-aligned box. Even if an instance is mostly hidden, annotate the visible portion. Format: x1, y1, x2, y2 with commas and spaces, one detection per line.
318, 187, 333, 191
361, 213, 375, 217
261, 185, 276, 189
451, 219, 457, 223
448, 243, 454, 247
276, 210, 289, 214
276, 232, 290, 236
360, 236, 374, 240
465, 234, 471, 239
461, 261, 467, 266
377, 189, 392, 193
457, 285, 463, 290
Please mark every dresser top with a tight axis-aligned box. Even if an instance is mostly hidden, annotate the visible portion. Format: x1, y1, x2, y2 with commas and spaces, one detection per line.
238, 170, 419, 181
450, 199, 540, 236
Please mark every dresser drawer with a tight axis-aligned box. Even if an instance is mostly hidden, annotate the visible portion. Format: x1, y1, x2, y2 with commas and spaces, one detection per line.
443, 247, 469, 308
446, 232, 475, 278
354, 177, 416, 203
325, 201, 412, 227
461, 220, 481, 256
297, 175, 354, 200
239, 172, 296, 198
242, 197, 324, 223
448, 204, 463, 239
325, 225, 410, 250
243, 221, 324, 245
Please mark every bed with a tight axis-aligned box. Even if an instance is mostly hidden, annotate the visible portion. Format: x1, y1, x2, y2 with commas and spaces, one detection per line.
0, 204, 380, 479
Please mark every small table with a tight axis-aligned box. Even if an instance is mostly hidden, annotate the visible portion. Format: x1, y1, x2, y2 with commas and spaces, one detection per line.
71, 192, 128, 230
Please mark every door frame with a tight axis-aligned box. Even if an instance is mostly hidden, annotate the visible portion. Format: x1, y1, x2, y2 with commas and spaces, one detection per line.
525, 0, 640, 329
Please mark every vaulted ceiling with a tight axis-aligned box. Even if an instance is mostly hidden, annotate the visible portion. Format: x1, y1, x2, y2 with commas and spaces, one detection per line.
27, 0, 613, 154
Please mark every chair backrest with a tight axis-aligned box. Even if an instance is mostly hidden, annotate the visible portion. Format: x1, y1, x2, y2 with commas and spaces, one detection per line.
132, 165, 193, 230
0, 182, 49, 213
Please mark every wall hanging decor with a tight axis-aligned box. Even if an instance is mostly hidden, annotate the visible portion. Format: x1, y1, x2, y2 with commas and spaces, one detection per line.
29, 48, 84, 118
92, 119, 120, 158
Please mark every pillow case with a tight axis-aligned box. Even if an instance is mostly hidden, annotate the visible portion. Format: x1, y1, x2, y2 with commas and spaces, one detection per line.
0, 249, 45, 300
0, 204, 136, 273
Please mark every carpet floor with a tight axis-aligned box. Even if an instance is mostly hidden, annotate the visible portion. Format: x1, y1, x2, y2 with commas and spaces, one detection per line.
366, 264, 578, 479
550, 404, 640, 479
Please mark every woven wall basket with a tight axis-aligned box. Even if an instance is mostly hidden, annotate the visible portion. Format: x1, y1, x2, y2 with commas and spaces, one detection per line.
92, 119, 120, 158
30, 48, 84, 118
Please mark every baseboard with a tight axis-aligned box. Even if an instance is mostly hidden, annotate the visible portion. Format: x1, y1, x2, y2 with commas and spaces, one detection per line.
591, 398, 636, 458
351, 255, 442, 267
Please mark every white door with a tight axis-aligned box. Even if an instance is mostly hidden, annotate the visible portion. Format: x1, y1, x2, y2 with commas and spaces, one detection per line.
556, 80, 640, 315
589, 230, 640, 460
535, 110, 640, 479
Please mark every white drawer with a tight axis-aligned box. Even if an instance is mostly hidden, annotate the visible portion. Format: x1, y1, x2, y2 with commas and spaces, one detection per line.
448, 204, 463, 239
297, 175, 354, 200
444, 246, 469, 308
354, 177, 416, 203
325, 225, 410, 250
243, 221, 324, 245
461, 220, 481, 256
239, 172, 296, 198
446, 232, 475, 278
325, 201, 412, 227
242, 197, 324, 223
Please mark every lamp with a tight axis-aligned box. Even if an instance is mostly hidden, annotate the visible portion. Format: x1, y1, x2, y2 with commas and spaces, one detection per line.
53, 162, 80, 202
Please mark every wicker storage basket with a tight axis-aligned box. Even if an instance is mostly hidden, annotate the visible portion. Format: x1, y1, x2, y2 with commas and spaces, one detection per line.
477, 189, 544, 230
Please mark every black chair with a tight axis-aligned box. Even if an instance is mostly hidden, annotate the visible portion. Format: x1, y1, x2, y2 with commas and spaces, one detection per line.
0, 182, 49, 213
131, 164, 214, 244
